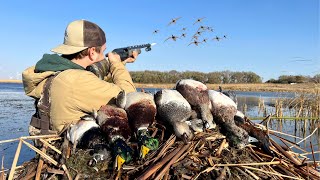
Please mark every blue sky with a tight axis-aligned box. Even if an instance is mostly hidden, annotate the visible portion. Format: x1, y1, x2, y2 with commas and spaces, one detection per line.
0, 0, 318, 82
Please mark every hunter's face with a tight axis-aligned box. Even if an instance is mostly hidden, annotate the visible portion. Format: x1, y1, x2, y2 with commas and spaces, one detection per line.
96, 43, 106, 62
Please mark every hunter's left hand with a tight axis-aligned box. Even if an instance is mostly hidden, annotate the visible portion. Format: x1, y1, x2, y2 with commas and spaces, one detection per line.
124, 50, 138, 63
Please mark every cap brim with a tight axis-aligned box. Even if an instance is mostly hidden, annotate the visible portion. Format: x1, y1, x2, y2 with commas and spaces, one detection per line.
51, 44, 88, 55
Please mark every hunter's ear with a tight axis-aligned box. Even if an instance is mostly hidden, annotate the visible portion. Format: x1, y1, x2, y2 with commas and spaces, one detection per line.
88, 47, 96, 60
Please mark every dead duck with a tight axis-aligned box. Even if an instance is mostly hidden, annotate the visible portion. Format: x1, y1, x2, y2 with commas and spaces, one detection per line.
67, 115, 108, 150
87, 145, 112, 167
154, 89, 195, 143
208, 90, 249, 149
117, 91, 159, 159
66, 115, 110, 167
233, 111, 273, 155
174, 79, 216, 130
95, 104, 133, 170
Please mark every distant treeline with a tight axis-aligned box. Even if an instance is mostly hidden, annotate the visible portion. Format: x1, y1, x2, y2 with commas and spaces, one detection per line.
130, 70, 262, 84
266, 74, 320, 84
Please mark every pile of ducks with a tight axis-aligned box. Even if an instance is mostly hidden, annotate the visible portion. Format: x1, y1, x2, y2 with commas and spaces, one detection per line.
66, 79, 272, 171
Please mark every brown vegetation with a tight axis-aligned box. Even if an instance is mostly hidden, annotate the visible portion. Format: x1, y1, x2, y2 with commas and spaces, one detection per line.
135, 83, 320, 93
1, 80, 319, 93
2, 124, 319, 179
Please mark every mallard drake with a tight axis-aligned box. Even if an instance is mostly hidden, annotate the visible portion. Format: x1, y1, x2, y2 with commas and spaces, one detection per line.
95, 104, 133, 170
67, 115, 107, 150
208, 90, 249, 149
154, 89, 195, 143
117, 91, 159, 159
174, 79, 216, 130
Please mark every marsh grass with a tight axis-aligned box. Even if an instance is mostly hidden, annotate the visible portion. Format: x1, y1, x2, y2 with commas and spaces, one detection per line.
254, 88, 320, 120
284, 89, 320, 119
135, 83, 320, 93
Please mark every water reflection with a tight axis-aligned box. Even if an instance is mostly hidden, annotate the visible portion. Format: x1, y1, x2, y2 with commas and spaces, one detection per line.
234, 91, 319, 162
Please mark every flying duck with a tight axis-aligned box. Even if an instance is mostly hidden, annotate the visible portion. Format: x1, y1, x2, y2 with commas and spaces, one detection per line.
193, 17, 206, 25
95, 104, 133, 170
164, 35, 180, 42
117, 91, 159, 159
208, 90, 249, 149
154, 89, 195, 143
188, 40, 201, 46
174, 79, 216, 130
168, 17, 182, 26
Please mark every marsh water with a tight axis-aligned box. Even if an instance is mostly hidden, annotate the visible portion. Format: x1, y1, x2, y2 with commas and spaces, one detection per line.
0, 83, 319, 168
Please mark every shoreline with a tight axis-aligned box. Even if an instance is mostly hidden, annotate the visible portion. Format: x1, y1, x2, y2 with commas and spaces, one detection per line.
134, 83, 320, 93
1, 80, 319, 93
0, 79, 22, 83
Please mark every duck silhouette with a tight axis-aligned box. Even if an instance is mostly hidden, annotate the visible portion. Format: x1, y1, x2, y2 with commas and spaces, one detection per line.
168, 17, 182, 26
194, 30, 205, 36
207, 27, 214, 32
181, 33, 187, 38
192, 35, 199, 40
164, 35, 180, 42
175, 79, 216, 130
202, 38, 209, 43
197, 25, 208, 31
193, 17, 206, 25
213, 36, 221, 41
188, 40, 201, 46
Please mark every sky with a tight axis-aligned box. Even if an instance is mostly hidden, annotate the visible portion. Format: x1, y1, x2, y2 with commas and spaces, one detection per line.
0, 0, 319, 82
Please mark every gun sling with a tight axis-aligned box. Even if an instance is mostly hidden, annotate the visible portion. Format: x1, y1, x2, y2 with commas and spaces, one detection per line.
30, 73, 59, 135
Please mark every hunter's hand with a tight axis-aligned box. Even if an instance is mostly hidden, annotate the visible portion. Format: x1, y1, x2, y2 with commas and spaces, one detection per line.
107, 52, 121, 64
123, 50, 139, 63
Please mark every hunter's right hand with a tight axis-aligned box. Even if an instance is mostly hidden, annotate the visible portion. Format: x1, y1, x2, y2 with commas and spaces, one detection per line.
107, 52, 121, 64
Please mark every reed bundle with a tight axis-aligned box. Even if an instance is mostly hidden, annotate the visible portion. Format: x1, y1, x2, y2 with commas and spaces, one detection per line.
1, 120, 319, 180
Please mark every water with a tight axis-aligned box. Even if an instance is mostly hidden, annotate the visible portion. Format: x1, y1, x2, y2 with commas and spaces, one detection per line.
0, 83, 36, 169
0, 83, 318, 169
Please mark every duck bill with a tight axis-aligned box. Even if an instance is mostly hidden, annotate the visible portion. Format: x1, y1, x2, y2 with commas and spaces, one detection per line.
116, 155, 125, 171
181, 133, 189, 144
141, 145, 150, 159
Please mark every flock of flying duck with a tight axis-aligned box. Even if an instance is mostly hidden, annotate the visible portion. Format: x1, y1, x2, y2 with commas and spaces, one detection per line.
65, 79, 272, 171
153, 17, 227, 46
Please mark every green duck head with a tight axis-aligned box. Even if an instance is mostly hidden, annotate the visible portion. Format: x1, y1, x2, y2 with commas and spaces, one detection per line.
113, 138, 133, 170
138, 129, 159, 158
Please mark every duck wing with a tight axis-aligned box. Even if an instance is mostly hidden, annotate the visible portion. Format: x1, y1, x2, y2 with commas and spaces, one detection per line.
124, 92, 156, 132
97, 105, 131, 142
